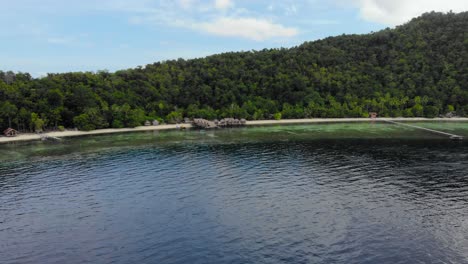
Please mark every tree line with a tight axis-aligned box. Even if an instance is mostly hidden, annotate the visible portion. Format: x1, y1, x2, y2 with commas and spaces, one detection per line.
1, 11, 467, 131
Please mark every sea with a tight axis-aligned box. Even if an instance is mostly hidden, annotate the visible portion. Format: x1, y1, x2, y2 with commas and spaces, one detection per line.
1, 122, 468, 264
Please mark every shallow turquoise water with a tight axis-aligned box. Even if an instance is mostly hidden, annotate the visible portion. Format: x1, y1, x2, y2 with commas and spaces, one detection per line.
404, 121, 468, 137
1, 122, 464, 163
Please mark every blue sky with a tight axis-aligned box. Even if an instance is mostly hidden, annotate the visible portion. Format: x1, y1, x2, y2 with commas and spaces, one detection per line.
0, 0, 466, 77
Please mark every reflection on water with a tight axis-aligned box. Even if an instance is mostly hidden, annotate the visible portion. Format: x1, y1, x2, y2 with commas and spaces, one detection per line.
1, 123, 468, 264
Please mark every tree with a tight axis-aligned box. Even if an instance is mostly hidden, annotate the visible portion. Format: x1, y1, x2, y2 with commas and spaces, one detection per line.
73, 114, 95, 131
411, 104, 424, 117
166, 110, 183, 124
31, 113, 45, 132
18, 108, 31, 131
48, 107, 63, 129
73, 108, 108, 131
0, 101, 18, 128
127, 108, 146, 127
1, 11, 468, 132
47, 89, 64, 108
424, 105, 439, 118
274, 113, 282, 120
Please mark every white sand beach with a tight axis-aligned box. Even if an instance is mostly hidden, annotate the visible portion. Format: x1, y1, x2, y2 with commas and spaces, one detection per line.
0, 124, 193, 144
1, 117, 468, 144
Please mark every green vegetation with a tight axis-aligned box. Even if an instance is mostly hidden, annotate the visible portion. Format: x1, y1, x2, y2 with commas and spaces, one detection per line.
0, 12, 467, 132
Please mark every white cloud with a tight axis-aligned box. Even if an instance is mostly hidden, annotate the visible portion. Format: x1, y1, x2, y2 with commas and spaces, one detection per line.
1, 0, 299, 43
195, 17, 298, 41
354, 0, 468, 25
214, 0, 233, 10
116, 0, 298, 41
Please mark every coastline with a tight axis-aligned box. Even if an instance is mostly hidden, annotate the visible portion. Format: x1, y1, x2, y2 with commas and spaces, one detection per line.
1, 117, 468, 144
0, 124, 193, 144
244, 117, 468, 125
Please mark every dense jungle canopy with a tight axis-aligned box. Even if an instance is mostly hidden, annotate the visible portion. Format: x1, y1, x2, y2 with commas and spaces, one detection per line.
1, 11, 467, 131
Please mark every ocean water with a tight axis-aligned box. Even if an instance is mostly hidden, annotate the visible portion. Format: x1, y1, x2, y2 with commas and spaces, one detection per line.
1, 122, 468, 264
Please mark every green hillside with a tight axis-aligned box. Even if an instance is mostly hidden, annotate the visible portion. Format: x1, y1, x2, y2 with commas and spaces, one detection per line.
1, 11, 467, 131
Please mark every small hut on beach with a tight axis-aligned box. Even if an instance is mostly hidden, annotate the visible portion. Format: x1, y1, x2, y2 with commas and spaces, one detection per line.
144, 120, 151, 126
152, 120, 160, 126
369, 112, 378, 119
3, 128, 18, 137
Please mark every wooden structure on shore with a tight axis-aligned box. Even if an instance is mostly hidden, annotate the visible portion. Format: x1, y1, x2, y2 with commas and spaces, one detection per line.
3, 128, 18, 137
192, 118, 247, 129
216, 118, 247, 127
193, 118, 218, 129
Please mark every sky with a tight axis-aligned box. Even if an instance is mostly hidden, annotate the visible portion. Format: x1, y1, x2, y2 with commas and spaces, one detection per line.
0, 0, 467, 77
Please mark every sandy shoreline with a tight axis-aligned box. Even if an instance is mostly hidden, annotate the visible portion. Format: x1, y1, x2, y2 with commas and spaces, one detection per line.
0, 124, 193, 144
1, 117, 467, 144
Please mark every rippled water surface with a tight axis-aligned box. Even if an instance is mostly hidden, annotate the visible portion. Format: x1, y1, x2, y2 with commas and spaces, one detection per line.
1, 123, 468, 264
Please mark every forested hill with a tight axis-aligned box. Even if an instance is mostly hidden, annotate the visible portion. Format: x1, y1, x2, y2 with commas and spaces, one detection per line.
1, 11, 467, 131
